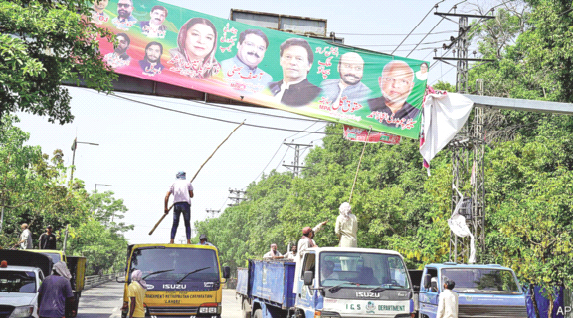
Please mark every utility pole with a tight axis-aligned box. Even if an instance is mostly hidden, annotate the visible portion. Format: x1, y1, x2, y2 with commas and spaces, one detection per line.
228, 188, 246, 206
70, 137, 99, 183
206, 209, 220, 219
282, 140, 313, 178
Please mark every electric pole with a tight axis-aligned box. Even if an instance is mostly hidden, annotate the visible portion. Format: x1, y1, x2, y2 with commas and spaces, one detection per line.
206, 209, 220, 218
228, 188, 246, 206
282, 140, 313, 178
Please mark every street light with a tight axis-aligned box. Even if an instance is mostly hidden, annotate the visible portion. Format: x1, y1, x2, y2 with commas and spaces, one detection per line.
94, 184, 112, 192
70, 137, 99, 182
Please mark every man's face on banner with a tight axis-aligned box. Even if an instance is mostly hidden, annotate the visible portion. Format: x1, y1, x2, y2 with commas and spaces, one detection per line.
236, 33, 267, 69
117, 0, 133, 19
280, 45, 312, 83
380, 63, 414, 104
94, 0, 108, 11
150, 9, 166, 26
338, 52, 364, 86
115, 35, 129, 53
145, 44, 161, 63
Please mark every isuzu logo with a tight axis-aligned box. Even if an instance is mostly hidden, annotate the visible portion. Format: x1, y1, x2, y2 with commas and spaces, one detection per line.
356, 292, 380, 298
162, 284, 187, 289
146, 284, 154, 290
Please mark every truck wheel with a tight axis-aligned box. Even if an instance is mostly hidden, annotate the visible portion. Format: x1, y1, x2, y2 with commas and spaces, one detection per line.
243, 299, 251, 318
253, 309, 263, 318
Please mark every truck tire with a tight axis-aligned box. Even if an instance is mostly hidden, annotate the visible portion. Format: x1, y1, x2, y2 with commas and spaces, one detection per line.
243, 299, 251, 318
253, 309, 263, 318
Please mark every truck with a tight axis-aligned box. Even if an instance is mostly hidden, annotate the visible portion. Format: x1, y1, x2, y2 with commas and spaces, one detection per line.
0, 250, 53, 318
237, 246, 415, 318
417, 262, 528, 318
27, 249, 87, 317
118, 243, 231, 318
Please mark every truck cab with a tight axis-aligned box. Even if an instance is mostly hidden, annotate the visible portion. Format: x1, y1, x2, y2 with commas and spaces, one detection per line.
418, 263, 527, 318
119, 243, 230, 318
298, 247, 414, 318
0, 250, 53, 318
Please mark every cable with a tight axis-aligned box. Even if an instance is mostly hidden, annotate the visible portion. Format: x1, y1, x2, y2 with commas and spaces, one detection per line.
391, 0, 447, 55
274, 147, 290, 171
336, 30, 457, 36
109, 93, 335, 134
430, 65, 456, 85
348, 39, 450, 47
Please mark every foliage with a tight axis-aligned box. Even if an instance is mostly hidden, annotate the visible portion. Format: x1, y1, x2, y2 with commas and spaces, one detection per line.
0, 0, 117, 124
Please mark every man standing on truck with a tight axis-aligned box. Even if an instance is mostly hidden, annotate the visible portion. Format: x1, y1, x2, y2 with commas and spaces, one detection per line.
39, 225, 57, 249
164, 171, 194, 244
17, 223, 33, 249
293, 221, 327, 293
335, 202, 358, 247
437, 279, 459, 318
128, 270, 147, 318
197, 234, 214, 246
263, 243, 283, 259
38, 261, 75, 318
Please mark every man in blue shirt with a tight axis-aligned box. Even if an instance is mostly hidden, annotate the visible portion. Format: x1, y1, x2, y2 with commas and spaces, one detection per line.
220, 29, 273, 94
37, 262, 74, 318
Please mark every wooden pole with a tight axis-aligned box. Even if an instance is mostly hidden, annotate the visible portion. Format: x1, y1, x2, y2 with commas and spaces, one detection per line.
149, 121, 245, 236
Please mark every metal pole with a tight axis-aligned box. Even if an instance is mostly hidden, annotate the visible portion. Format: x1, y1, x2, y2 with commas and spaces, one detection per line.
63, 224, 69, 254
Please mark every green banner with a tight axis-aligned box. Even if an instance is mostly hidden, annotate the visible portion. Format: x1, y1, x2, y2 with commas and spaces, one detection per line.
93, 0, 429, 138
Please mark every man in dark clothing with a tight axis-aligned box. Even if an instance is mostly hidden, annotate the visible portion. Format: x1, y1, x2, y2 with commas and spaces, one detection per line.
38, 261, 75, 318
39, 225, 57, 250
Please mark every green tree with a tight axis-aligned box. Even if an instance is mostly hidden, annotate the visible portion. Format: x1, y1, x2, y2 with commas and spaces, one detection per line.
0, 0, 116, 124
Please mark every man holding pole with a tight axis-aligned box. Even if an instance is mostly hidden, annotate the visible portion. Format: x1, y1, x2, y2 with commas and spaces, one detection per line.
164, 171, 194, 244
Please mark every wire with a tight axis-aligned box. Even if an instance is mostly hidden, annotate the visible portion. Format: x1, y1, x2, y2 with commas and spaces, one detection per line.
109, 93, 335, 134
274, 147, 290, 171
430, 65, 456, 85
391, 0, 447, 55
348, 39, 450, 47
336, 30, 457, 36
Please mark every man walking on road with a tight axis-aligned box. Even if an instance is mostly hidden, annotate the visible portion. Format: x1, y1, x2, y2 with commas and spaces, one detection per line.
38, 261, 75, 318
437, 279, 459, 318
18, 223, 33, 249
164, 171, 194, 244
39, 225, 57, 250
128, 270, 147, 318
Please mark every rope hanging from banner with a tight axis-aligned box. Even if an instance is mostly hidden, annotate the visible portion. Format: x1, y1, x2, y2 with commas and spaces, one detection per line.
348, 127, 372, 204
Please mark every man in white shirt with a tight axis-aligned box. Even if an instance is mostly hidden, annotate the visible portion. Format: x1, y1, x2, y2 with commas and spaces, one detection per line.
18, 223, 33, 249
437, 279, 459, 318
335, 202, 358, 247
164, 171, 194, 244
263, 243, 283, 259
284, 244, 297, 260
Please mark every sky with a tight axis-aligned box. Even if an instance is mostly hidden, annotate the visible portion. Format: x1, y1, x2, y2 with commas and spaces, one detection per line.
15, 0, 482, 244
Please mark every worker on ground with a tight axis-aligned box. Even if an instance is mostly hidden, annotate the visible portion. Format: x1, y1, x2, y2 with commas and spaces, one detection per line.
164, 171, 194, 244
437, 279, 459, 318
284, 243, 297, 259
335, 202, 358, 247
128, 270, 147, 318
37, 261, 75, 318
197, 234, 214, 246
39, 225, 57, 250
263, 243, 283, 259
18, 223, 33, 249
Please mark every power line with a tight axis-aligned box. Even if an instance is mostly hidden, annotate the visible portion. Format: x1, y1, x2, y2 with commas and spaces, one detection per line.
109, 93, 335, 134
348, 39, 450, 47
335, 30, 457, 36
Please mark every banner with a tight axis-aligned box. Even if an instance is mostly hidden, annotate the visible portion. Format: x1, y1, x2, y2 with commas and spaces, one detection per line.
342, 125, 401, 144
92, 0, 429, 139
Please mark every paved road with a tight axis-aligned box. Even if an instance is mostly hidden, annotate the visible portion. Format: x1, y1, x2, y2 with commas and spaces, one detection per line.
77, 281, 242, 318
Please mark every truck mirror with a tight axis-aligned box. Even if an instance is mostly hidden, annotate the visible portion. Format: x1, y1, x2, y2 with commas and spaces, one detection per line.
303, 271, 314, 286
423, 274, 431, 289
116, 276, 126, 283
223, 266, 231, 279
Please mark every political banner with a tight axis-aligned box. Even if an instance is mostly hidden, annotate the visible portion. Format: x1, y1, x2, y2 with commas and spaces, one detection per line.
342, 125, 401, 144
91, 0, 429, 139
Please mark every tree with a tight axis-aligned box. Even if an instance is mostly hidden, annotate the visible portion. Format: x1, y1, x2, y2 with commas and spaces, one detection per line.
0, 0, 116, 124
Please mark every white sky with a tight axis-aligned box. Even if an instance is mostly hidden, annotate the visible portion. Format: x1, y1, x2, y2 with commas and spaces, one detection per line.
16, 0, 476, 244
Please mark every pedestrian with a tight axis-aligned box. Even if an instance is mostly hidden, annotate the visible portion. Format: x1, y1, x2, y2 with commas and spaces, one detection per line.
17, 223, 33, 249
197, 234, 214, 246
284, 243, 297, 259
335, 202, 358, 247
437, 279, 459, 318
37, 261, 75, 318
39, 225, 57, 250
128, 270, 147, 318
164, 171, 194, 244
263, 243, 283, 259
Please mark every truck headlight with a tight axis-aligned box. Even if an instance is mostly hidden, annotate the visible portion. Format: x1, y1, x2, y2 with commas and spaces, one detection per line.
199, 307, 218, 313
9, 306, 34, 318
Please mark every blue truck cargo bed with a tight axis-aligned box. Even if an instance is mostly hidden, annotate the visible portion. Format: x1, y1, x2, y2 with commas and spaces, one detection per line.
236, 259, 296, 309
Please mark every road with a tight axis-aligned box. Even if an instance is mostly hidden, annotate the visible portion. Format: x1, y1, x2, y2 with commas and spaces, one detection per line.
77, 281, 243, 318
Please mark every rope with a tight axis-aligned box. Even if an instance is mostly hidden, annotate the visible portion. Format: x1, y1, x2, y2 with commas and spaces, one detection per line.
348, 127, 372, 204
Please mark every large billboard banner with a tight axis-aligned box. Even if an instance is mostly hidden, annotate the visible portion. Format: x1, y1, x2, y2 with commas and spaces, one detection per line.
92, 0, 429, 139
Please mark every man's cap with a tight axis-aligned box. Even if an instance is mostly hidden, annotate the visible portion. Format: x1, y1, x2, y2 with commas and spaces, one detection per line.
302, 227, 312, 235
176, 171, 186, 179
199, 234, 207, 240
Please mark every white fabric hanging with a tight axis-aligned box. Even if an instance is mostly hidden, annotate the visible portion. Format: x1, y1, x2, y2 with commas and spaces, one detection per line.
448, 190, 476, 264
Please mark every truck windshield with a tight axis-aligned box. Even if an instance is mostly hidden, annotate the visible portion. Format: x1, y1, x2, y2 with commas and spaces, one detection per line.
130, 247, 219, 282
320, 252, 409, 289
441, 268, 521, 294
0, 271, 36, 293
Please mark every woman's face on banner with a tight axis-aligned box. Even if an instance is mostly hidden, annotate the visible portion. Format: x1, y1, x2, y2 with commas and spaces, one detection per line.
185, 23, 215, 61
